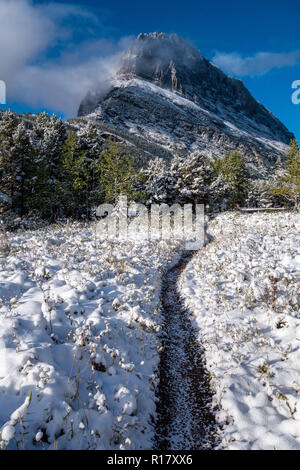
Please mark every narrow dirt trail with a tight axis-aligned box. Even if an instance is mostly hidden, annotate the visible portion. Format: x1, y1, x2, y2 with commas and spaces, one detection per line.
154, 250, 218, 450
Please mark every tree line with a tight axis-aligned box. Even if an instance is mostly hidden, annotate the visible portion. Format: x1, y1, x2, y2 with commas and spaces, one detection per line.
0, 111, 142, 219
0, 110, 299, 221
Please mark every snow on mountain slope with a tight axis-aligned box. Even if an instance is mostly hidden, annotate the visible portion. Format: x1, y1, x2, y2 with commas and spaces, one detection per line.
0, 222, 178, 450
111, 77, 290, 154
180, 212, 300, 449
77, 33, 293, 175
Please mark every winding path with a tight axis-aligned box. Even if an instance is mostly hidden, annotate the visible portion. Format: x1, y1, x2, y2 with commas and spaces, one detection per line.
154, 250, 218, 450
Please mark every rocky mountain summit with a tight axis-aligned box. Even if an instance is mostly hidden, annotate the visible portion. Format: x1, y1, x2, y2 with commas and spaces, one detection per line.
77, 32, 294, 175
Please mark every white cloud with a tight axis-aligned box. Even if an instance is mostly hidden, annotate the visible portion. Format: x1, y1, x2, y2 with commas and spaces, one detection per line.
14, 53, 124, 116
0, 0, 131, 116
0, 0, 55, 78
212, 50, 300, 77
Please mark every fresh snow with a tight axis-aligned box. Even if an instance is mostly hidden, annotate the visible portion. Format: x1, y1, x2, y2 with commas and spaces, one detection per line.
0, 221, 178, 450
0, 213, 299, 450
180, 212, 300, 450
108, 77, 289, 155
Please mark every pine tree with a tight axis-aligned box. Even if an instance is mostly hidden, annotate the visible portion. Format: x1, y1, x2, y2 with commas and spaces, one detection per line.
214, 151, 248, 207
0, 146, 12, 213
77, 121, 104, 209
0, 111, 19, 209
209, 174, 233, 211
139, 157, 173, 204
30, 113, 67, 218
77, 121, 100, 153
244, 179, 276, 208
272, 139, 300, 210
170, 153, 214, 204
97, 140, 142, 204
12, 122, 34, 215
59, 131, 89, 216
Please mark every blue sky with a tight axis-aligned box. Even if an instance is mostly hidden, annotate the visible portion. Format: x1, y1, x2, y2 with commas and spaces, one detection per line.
1, 0, 300, 140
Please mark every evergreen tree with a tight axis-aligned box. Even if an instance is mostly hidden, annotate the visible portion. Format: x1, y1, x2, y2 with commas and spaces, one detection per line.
209, 174, 233, 211
97, 140, 142, 204
77, 121, 104, 208
214, 151, 248, 207
170, 153, 214, 204
30, 113, 67, 218
0, 111, 19, 209
139, 157, 174, 204
0, 146, 12, 213
77, 121, 101, 154
12, 122, 34, 215
272, 139, 300, 210
58, 131, 90, 216
244, 179, 276, 208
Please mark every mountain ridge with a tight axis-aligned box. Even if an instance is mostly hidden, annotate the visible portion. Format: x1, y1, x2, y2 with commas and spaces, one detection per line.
77, 32, 294, 175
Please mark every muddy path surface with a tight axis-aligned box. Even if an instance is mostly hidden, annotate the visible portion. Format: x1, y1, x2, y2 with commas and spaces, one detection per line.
154, 250, 218, 450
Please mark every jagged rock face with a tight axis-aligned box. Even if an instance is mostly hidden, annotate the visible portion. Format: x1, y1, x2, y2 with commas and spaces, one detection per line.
77, 32, 294, 175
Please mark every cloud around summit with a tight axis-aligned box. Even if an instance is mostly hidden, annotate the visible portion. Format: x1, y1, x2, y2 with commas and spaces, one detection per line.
0, 0, 132, 116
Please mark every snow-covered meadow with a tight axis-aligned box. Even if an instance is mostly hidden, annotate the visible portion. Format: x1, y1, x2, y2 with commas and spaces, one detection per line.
0, 211, 299, 451
181, 212, 300, 449
0, 221, 178, 450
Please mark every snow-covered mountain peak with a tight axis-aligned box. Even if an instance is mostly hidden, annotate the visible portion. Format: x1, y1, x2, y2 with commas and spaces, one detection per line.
119, 32, 203, 78
76, 32, 294, 175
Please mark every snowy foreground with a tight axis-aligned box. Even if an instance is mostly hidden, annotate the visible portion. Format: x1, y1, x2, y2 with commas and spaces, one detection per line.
0, 221, 178, 450
0, 213, 299, 450
181, 212, 300, 450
